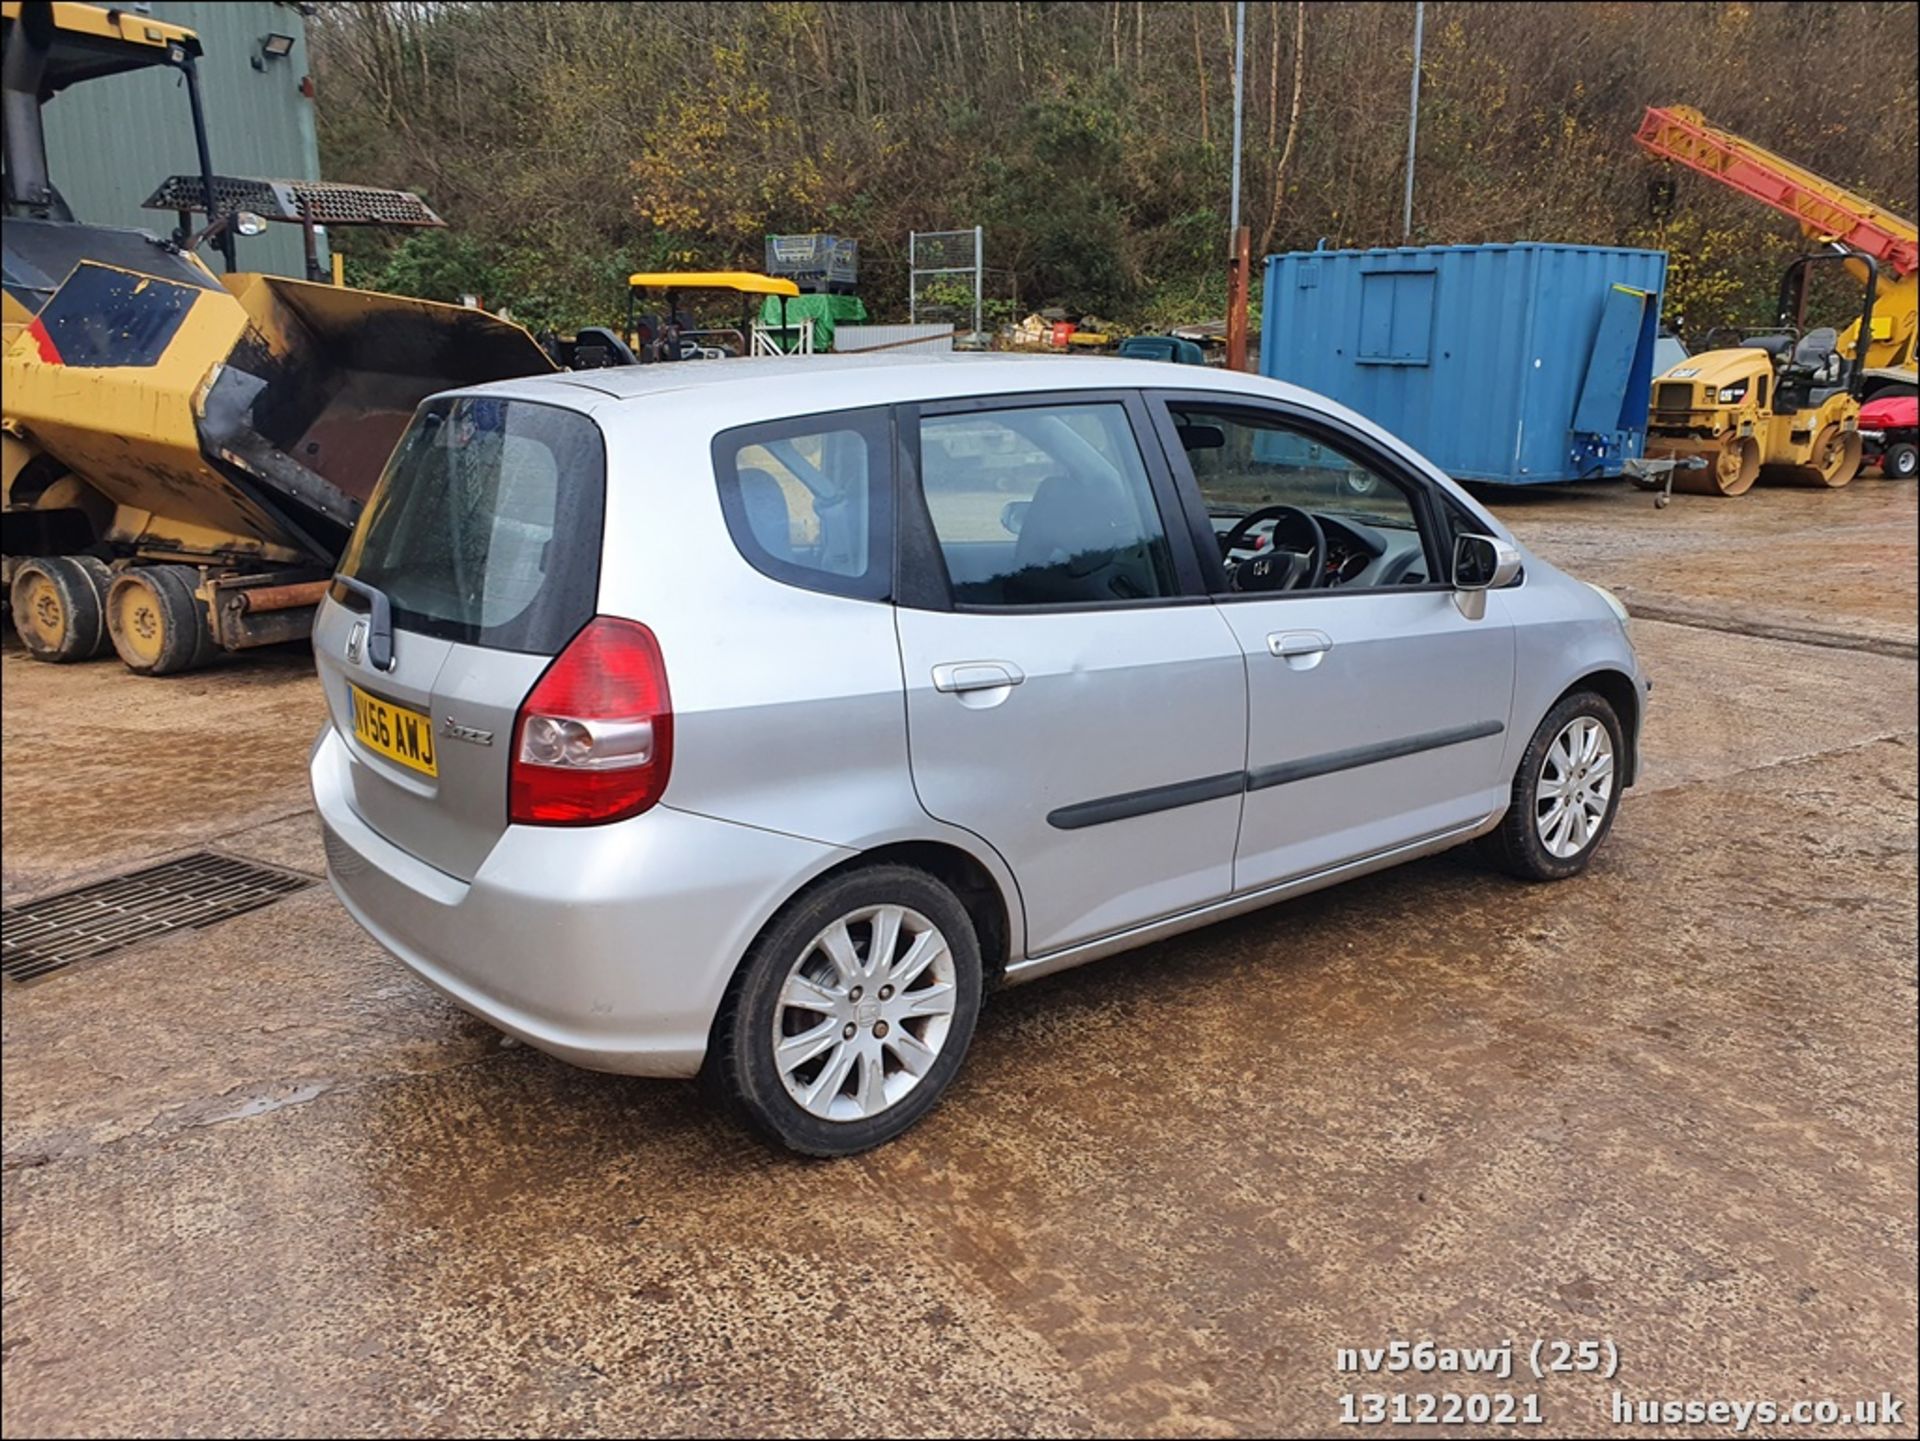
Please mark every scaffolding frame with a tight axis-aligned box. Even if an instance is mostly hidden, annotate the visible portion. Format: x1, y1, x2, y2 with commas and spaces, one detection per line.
909, 226, 984, 338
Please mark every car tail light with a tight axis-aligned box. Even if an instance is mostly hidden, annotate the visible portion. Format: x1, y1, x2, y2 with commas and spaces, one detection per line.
509, 617, 672, 825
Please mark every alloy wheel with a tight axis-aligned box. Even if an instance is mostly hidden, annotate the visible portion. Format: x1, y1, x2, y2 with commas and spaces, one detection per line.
772, 904, 958, 1122
1535, 716, 1615, 860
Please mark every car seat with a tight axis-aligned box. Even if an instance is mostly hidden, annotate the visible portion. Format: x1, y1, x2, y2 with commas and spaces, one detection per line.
736, 468, 794, 561
1007, 472, 1157, 602
1791, 327, 1840, 379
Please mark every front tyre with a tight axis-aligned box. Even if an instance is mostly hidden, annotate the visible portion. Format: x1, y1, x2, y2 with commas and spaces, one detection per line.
1479, 691, 1624, 882
708, 865, 983, 1156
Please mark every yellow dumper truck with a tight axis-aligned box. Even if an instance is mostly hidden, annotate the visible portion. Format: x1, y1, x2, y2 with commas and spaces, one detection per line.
3, 1, 556, 672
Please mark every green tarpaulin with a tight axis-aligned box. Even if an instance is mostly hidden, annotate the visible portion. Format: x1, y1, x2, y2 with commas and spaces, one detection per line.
757, 293, 868, 353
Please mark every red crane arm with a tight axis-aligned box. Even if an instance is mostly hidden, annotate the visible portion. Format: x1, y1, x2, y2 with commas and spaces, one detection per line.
1635, 106, 1917, 279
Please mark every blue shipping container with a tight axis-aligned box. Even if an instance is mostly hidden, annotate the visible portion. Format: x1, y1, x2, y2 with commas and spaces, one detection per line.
1259, 243, 1668, 484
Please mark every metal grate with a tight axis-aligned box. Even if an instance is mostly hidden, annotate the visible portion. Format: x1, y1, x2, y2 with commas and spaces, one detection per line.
142, 175, 445, 228
2, 852, 313, 984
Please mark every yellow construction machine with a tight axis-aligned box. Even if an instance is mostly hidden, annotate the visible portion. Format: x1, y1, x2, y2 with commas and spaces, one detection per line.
3, 0, 557, 672
1643, 254, 1879, 494
1635, 105, 1917, 495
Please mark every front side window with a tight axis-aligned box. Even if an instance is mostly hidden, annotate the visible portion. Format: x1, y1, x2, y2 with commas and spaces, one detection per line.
1168, 406, 1439, 591
336, 396, 604, 653
714, 409, 890, 599
917, 402, 1176, 606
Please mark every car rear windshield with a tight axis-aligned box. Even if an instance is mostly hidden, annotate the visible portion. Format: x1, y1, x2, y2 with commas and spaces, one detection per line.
334, 396, 604, 654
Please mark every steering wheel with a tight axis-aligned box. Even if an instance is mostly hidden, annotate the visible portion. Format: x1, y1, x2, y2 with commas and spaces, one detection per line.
1221, 505, 1326, 592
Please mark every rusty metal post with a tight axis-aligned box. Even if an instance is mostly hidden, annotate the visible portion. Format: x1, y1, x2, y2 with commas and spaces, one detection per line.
1226, 225, 1251, 372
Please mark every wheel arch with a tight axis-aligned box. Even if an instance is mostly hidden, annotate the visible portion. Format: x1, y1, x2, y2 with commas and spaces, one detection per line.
2, 449, 114, 557
710, 828, 1021, 1038
701, 830, 1021, 1086
1558, 667, 1642, 786
791, 837, 1017, 986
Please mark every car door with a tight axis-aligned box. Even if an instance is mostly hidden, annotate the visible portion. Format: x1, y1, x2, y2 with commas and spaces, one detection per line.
893, 391, 1247, 956
1147, 393, 1517, 893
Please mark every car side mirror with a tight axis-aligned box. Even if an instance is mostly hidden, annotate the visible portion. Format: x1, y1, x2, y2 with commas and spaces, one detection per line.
1451, 533, 1522, 620
1000, 500, 1030, 536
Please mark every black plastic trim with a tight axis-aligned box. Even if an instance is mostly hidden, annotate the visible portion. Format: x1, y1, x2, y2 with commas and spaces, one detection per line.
1044, 720, 1507, 830
1247, 721, 1505, 792
1047, 771, 1246, 831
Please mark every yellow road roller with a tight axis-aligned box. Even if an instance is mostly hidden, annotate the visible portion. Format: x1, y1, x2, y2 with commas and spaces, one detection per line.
1645, 254, 1876, 496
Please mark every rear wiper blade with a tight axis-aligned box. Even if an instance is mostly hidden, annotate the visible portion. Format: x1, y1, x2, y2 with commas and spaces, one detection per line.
331, 575, 395, 671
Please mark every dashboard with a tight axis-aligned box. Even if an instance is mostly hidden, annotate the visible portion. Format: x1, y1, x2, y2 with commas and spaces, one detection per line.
1212, 510, 1431, 589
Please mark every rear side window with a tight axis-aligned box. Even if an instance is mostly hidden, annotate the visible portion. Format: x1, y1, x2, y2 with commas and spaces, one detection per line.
335, 396, 604, 653
917, 402, 1176, 606
713, 408, 892, 600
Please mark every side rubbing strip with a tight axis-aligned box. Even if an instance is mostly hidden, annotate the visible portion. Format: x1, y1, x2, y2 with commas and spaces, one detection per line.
1048, 771, 1246, 831
1045, 722, 1505, 829
1247, 721, 1505, 792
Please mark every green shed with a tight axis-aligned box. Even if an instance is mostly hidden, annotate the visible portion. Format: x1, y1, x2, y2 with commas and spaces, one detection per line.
38, 1, 324, 280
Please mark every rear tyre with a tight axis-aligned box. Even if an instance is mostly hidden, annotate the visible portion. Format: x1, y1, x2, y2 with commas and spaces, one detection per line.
8, 556, 110, 661
1767, 424, 1861, 488
105, 564, 217, 676
1883, 442, 1918, 480
706, 864, 983, 1157
1478, 690, 1624, 882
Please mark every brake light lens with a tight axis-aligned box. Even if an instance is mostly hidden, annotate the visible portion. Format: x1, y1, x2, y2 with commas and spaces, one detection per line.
509, 617, 672, 825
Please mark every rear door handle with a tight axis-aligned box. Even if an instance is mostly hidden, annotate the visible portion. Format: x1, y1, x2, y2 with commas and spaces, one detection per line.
1267, 630, 1332, 659
931, 661, 1025, 694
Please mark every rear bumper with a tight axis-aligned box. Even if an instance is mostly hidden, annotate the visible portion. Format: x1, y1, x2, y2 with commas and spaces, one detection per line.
311, 724, 849, 1077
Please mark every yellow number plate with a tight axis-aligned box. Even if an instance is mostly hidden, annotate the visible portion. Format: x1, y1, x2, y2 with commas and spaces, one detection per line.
349, 683, 438, 777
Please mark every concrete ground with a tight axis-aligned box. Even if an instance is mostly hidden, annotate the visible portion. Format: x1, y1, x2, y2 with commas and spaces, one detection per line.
3, 478, 1915, 1437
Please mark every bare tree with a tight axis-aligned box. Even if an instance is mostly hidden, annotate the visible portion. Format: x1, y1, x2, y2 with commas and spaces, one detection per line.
1259, 1, 1306, 256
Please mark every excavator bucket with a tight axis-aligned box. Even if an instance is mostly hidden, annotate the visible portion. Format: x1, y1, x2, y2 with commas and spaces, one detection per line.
5, 254, 558, 566
1, 0, 568, 673
209, 274, 556, 528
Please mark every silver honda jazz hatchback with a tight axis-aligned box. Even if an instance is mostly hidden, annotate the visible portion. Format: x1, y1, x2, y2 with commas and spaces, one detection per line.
312, 355, 1646, 1155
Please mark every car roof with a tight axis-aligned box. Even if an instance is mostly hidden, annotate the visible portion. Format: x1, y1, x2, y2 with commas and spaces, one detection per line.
439, 352, 1509, 540
461, 352, 1323, 412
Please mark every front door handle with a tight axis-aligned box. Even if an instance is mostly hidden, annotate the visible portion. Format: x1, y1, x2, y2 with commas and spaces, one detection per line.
1267, 630, 1332, 659
931, 660, 1025, 694
1268, 630, 1332, 672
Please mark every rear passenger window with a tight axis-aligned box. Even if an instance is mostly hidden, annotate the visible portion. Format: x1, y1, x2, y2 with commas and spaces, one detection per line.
917, 402, 1176, 606
714, 408, 892, 600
